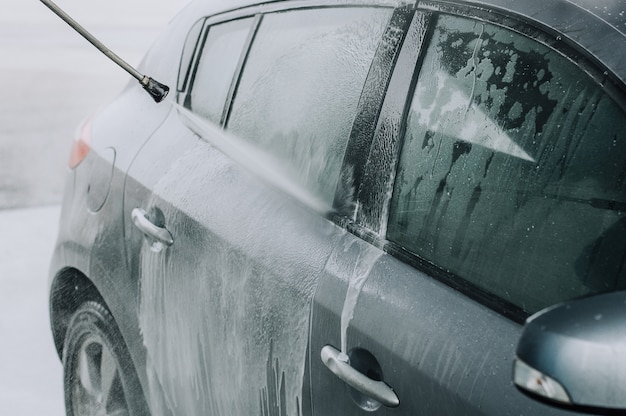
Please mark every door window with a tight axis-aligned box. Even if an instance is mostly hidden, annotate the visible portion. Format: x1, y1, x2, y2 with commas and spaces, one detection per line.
177, 18, 204, 93
227, 8, 392, 206
188, 18, 254, 124
387, 14, 626, 314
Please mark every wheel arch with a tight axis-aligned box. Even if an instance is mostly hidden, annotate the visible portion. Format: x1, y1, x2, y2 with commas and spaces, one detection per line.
49, 267, 107, 358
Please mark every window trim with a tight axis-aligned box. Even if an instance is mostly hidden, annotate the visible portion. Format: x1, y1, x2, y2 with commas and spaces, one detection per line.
351, 9, 432, 232
221, 14, 262, 127
176, 17, 206, 95
177, 19, 209, 104
330, 5, 420, 220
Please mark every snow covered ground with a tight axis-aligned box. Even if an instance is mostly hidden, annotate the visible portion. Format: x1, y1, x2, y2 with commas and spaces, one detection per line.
0, 0, 187, 413
0, 205, 63, 415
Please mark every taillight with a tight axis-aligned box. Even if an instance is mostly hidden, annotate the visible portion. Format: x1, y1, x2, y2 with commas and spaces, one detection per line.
68, 118, 92, 168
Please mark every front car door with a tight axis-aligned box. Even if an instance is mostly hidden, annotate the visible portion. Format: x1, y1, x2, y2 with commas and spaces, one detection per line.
310, 2, 626, 415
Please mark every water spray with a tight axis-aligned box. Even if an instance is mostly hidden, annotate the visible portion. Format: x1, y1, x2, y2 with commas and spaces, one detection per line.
39, 0, 169, 103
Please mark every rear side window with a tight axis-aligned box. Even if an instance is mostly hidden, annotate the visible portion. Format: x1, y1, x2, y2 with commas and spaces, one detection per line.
189, 18, 254, 124
227, 8, 392, 206
387, 14, 626, 314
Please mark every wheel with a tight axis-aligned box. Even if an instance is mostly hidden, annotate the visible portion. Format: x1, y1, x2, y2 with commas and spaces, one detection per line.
62, 301, 147, 416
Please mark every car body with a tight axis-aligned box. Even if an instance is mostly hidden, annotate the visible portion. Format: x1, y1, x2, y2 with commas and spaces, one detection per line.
49, 0, 626, 415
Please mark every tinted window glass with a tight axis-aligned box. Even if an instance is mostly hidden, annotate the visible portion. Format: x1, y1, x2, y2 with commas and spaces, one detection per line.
190, 18, 253, 124
387, 15, 626, 314
227, 8, 391, 205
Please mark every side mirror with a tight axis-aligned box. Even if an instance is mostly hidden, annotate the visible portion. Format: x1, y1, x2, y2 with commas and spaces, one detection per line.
513, 291, 626, 413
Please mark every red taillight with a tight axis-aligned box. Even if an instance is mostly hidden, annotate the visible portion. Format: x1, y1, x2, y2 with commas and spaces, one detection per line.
68, 119, 92, 168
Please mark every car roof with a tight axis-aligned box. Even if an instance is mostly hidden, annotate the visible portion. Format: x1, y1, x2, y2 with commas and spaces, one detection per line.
566, 0, 625, 36
179, 0, 626, 87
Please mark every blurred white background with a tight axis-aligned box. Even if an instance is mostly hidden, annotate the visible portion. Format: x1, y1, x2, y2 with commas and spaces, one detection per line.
0, 0, 188, 414
0, 0, 189, 208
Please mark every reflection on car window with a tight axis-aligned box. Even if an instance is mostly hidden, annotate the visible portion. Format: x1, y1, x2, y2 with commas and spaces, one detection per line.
227, 8, 392, 206
189, 18, 253, 124
387, 14, 626, 314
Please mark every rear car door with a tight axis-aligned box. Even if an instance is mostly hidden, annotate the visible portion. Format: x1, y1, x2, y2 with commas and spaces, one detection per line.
125, 5, 396, 416
310, 4, 626, 416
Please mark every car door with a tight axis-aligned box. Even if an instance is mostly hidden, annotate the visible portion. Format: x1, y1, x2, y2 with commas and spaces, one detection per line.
310, 5, 626, 416
127, 108, 343, 416
125, 5, 398, 416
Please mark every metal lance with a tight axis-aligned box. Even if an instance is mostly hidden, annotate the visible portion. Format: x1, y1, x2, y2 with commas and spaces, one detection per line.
39, 0, 169, 103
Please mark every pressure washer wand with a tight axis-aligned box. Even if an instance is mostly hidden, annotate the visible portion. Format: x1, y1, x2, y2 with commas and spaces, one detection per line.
40, 0, 169, 103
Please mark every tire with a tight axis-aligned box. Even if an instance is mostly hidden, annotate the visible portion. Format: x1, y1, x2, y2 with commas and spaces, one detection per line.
62, 301, 148, 416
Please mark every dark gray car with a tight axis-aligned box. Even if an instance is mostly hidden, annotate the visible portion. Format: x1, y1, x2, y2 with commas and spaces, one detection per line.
49, 0, 626, 415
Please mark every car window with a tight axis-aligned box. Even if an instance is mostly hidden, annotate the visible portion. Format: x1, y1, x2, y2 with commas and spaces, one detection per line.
227, 7, 392, 206
188, 18, 254, 124
387, 14, 626, 314
177, 18, 204, 93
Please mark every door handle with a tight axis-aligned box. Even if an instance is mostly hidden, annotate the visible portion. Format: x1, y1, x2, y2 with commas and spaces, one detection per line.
321, 345, 399, 408
131, 208, 174, 247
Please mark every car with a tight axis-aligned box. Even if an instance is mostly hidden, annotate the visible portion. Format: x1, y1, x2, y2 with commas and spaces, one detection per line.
48, 0, 626, 415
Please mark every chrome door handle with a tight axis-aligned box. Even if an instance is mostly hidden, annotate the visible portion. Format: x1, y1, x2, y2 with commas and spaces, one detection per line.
131, 208, 174, 247
321, 345, 399, 408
